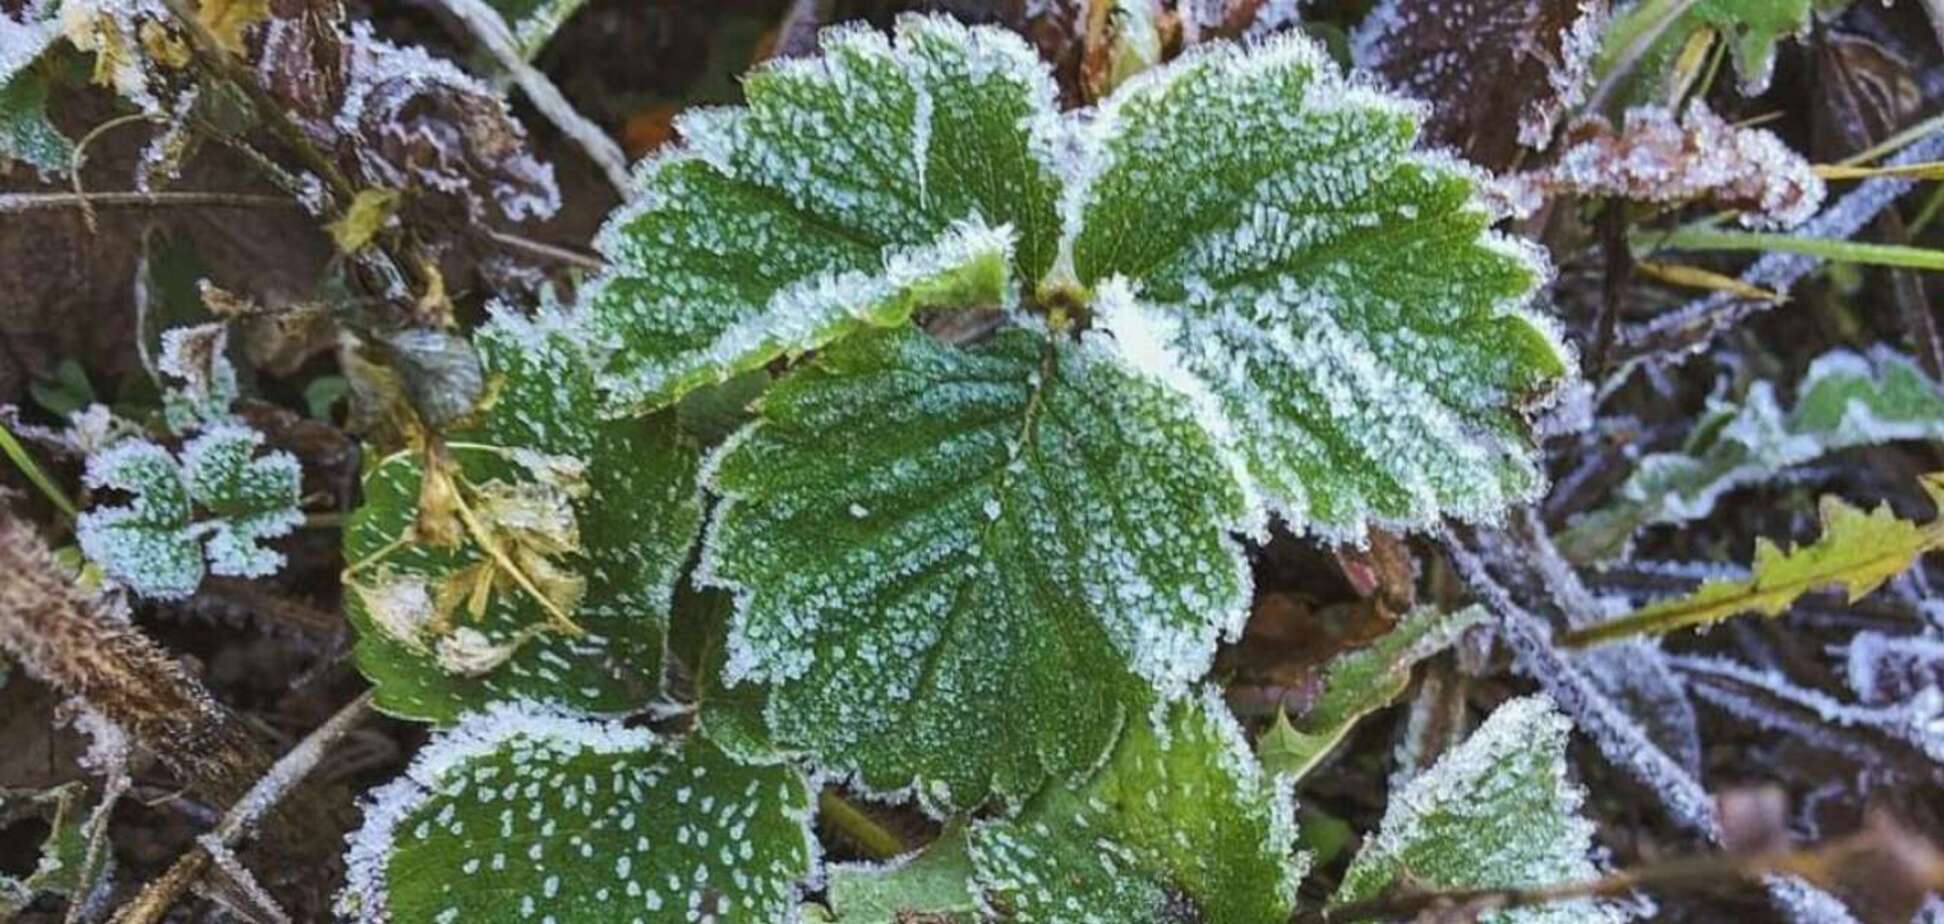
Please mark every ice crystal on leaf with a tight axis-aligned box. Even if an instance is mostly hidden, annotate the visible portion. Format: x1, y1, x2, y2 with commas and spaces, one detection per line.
701, 326, 1252, 813
77, 424, 302, 599
0, 2, 71, 175
1334, 696, 1632, 924
580, 12, 1562, 814
967, 690, 1304, 923
342, 308, 704, 723
339, 702, 815, 924
157, 322, 241, 433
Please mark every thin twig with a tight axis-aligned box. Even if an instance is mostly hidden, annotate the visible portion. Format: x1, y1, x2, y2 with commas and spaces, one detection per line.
0, 191, 298, 213
474, 226, 607, 271
109, 690, 375, 924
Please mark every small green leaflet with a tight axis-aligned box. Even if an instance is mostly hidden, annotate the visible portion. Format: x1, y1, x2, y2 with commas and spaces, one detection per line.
1333, 696, 1631, 924
969, 690, 1305, 923
702, 326, 1252, 813
0, 6, 71, 175
584, 15, 1063, 413
77, 424, 302, 599
1559, 348, 1944, 563
339, 703, 816, 924
0, 782, 111, 918
1260, 605, 1486, 781
816, 827, 978, 923
343, 309, 704, 723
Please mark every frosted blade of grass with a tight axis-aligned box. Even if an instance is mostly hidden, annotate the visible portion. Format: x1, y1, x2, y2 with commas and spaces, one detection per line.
343, 308, 704, 723
1647, 227, 1944, 270
968, 690, 1304, 923
1062, 34, 1567, 540
582, 15, 1064, 414
338, 703, 816, 923
701, 326, 1253, 815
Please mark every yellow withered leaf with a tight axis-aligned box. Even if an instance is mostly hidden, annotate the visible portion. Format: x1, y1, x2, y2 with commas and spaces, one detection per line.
327, 188, 401, 254
196, 0, 269, 55
1567, 474, 1944, 646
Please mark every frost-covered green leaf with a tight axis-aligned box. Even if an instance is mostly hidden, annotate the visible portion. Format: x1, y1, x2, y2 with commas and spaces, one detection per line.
1260, 604, 1486, 780
1560, 347, 1944, 563
0, 5, 70, 175
701, 326, 1252, 813
77, 423, 302, 599
339, 703, 816, 924
1067, 36, 1564, 538
1334, 696, 1629, 924
818, 828, 978, 923
583, 15, 1064, 412
969, 690, 1304, 923
343, 309, 704, 723
157, 323, 241, 433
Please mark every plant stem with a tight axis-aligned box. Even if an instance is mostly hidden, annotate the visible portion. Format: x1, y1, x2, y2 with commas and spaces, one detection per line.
1644, 227, 1944, 272
0, 191, 297, 213
0, 423, 78, 519
817, 790, 906, 860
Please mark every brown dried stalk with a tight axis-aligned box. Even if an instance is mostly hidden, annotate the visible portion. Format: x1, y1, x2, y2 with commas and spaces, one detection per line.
0, 510, 266, 802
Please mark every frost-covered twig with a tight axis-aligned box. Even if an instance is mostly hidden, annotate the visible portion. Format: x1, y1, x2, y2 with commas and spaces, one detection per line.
1444, 535, 1866, 924
430, 0, 631, 196
109, 690, 374, 924
0, 190, 297, 213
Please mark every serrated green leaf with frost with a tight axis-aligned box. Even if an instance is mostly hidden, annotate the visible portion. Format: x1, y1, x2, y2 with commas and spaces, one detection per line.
1560, 347, 1944, 563
969, 690, 1305, 923
1260, 604, 1487, 781
1066, 36, 1564, 538
583, 14, 1064, 413
343, 308, 704, 723
701, 325, 1253, 813
77, 423, 301, 599
1334, 696, 1631, 924
339, 703, 815, 924
1596, 0, 1811, 101
486, 0, 584, 58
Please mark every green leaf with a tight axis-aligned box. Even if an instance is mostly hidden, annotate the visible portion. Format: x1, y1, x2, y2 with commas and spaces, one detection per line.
1559, 348, 1944, 563
582, 15, 1063, 413
819, 827, 979, 923
1259, 604, 1487, 781
1597, 0, 1811, 101
700, 325, 1252, 813
1566, 476, 1944, 647
969, 691, 1305, 923
0, 782, 111, 917
343, 309, 704, 723
77, 424, 302, 599
1334, 696, 1629, 924
1067, 36, 1563, 538
0, 10, 69, 176
339, 703, 816, 924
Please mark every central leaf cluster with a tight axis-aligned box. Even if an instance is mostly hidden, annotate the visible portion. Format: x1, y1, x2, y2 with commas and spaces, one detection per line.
581, 14, 1564, 814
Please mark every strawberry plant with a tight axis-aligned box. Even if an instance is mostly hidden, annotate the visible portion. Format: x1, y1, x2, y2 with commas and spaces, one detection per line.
330, 15, 1604, 923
